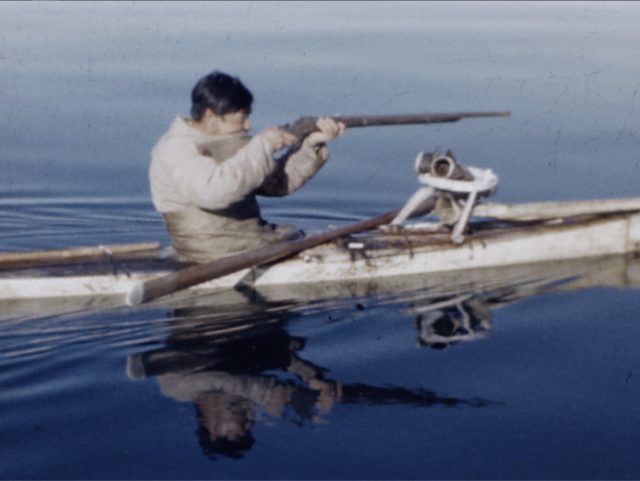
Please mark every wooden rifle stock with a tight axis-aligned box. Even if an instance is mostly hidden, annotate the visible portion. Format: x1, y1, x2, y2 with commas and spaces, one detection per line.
282, 111, 510, 137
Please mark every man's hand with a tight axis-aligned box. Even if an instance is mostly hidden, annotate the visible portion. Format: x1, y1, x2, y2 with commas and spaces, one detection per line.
262, 117, 345, 153
262, 127, 298, 151
304, 117, 346, 148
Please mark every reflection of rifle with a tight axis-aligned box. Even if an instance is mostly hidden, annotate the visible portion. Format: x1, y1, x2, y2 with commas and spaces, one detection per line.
339, 383, 499, 408
281, 111, 510, 138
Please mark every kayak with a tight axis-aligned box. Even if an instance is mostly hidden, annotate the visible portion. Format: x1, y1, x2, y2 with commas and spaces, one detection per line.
2, 198, 639, 310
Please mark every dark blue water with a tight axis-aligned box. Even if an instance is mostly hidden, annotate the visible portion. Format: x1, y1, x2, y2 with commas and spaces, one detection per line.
2, 2, 640, 479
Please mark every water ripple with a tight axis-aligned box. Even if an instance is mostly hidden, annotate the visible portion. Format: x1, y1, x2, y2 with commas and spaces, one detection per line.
0, 308, 174, 365
0, 196, 167, 251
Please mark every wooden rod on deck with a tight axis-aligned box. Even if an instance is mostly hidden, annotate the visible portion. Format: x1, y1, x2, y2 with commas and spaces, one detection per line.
0, 242, 162, 269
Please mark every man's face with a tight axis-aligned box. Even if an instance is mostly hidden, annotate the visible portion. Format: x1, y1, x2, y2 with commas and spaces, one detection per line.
198, 394, 254, 442
207, 109, 251, 135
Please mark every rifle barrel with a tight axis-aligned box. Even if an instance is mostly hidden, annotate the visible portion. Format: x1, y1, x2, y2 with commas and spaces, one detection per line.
283, 111, 510, 137
336, 111, 510, 128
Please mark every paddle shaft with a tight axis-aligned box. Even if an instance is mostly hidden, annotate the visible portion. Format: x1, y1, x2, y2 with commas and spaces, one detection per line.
127, 209, 400, 305
282, 111, 511, 137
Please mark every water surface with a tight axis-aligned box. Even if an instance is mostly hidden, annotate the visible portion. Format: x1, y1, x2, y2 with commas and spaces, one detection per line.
1, 2, 640, 479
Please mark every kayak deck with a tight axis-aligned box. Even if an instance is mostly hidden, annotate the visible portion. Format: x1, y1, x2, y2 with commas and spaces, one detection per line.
0, 216, 609, 279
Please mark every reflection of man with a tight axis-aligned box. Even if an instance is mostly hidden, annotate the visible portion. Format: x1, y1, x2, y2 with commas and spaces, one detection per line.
196, 392, 255, 458
154, 345, 343, 459
128, 303, 343, 458
127, 296, 495, 459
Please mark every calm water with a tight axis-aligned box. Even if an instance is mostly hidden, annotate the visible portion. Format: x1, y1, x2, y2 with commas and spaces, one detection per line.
2, 1, 640, 479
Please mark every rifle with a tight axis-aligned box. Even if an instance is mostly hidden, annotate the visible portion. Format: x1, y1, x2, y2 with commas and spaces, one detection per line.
281, 111, 510, 138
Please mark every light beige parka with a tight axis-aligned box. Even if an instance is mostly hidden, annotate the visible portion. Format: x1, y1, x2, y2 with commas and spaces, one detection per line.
149, 116, 329, 263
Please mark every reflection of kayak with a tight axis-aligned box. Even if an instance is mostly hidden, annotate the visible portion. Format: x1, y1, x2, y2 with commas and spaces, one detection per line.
1, 198, 640, 310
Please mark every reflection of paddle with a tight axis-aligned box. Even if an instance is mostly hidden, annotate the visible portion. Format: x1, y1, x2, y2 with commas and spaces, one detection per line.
126, 209, 400, 306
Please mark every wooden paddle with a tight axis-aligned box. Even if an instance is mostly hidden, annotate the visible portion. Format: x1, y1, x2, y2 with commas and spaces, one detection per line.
126, 209, 401, 306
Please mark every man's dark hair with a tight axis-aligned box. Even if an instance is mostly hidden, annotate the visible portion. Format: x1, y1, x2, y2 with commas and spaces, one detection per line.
191, 71, 253, 121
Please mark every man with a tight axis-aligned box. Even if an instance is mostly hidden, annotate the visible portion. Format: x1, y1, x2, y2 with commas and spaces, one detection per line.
150, 71, 345, 263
